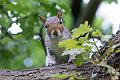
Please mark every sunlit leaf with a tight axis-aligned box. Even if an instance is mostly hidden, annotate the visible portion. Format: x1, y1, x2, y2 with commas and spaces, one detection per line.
92, 30, 102, 37
72, 21, 92, 39
59, 39, 77, 49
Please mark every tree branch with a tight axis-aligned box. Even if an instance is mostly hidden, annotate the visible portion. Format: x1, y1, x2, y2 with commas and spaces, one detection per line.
0, 62, 96, 80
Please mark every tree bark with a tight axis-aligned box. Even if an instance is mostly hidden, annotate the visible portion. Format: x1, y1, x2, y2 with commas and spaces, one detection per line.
0, 62, 96, 80
0, 61, 117, 80
71, 0, 82, 26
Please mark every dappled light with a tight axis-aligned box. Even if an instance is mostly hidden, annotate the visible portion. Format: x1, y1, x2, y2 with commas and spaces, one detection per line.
24, 57, 33, 67
8, 23, 22, 34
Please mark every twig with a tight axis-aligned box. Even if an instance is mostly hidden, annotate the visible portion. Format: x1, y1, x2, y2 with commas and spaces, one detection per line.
92, 38, 100, 52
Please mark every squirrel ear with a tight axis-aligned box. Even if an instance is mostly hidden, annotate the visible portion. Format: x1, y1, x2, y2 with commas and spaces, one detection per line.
57, 10, 62, 19
39, 16, 46, 23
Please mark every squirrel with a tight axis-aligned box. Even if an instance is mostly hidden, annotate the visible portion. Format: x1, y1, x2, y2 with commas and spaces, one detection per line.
39, 10, 71, 66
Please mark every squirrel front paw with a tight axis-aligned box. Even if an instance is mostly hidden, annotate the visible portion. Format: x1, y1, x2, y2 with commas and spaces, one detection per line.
45, 55, 56, 66
68, 58, 73, 64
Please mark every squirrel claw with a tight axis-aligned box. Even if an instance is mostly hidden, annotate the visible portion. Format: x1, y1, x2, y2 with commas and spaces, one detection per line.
45, 55, 56, 66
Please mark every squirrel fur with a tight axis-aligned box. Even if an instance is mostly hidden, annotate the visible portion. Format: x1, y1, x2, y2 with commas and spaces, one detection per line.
39, 10, 71, 66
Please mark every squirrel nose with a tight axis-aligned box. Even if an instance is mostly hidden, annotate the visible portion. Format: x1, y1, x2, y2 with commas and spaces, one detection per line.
53, 32, 58, 36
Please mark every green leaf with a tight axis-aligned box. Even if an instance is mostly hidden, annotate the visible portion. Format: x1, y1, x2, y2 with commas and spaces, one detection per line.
73, 54, 83, 66
92, 30, 102, 37
115, 49, 120, 53
72, 21, 92, 39
52, 74, 69, 79
69, 76, 75, 80
105, 47, 114, 55
77, 37, 85, 45
59, 39, 77, 49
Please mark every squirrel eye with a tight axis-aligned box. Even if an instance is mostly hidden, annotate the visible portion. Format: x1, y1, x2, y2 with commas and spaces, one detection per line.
60, 19, 63, 24
60, 21, 62, 24
44, 25, 48, 28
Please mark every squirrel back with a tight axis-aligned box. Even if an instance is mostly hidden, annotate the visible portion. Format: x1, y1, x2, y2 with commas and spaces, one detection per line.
39, 10, 71, 66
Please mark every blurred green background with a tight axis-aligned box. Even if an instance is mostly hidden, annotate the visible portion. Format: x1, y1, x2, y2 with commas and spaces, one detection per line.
0, 0, 119, 70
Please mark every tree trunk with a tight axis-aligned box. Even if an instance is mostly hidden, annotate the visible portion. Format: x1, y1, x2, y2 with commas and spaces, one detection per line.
75, 0, 102, 27
71, 0, 82, 26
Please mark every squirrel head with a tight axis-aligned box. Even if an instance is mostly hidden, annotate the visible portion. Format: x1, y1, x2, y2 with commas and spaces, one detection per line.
39, 10, 64, 38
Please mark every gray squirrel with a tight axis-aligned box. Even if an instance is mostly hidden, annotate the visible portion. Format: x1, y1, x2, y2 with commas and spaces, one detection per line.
39, 10, 71, 66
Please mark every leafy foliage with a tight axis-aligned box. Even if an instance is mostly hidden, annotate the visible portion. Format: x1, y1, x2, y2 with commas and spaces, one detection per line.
52, 73, 78, 80
92, 30, 102, 37
59, 21, 120, 79
52, 74, 69, 79
73, 54, 83, 66
59, 39, 77, 49
71, 21, 92, 39
59, 21, 102, 66
0, 0, 71, 69
60, 20, 117, 66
